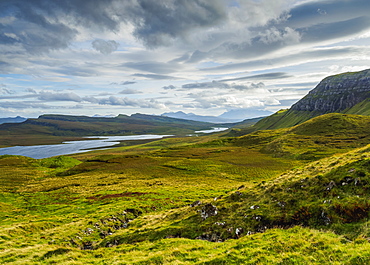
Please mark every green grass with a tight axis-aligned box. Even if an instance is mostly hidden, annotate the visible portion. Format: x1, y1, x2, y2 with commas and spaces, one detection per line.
344, 98, 370, 116
1, 227, 369, 264
231, 113, 370, 160
1, 113, 370, 264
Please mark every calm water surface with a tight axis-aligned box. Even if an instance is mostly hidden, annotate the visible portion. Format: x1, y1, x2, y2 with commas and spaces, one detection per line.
195, 127, 228, 133
0, 128, 229, 159
0, 135, 172, 159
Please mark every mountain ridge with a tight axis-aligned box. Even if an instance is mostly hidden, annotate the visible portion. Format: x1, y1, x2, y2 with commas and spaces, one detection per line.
0, 116, 27, 125
0, 113, 216, 147
251, 68, 370, 131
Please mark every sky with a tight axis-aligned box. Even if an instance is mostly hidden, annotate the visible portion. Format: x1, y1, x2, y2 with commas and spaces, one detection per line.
1, 0, 370, 119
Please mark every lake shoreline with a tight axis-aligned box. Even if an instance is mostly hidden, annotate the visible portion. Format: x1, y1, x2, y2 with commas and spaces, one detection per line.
0, 134, 174, 159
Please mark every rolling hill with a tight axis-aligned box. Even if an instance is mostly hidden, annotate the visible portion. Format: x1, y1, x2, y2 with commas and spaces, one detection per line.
0, 113, 220, 147
1, 69, 370, 264
1, 110, 370, 264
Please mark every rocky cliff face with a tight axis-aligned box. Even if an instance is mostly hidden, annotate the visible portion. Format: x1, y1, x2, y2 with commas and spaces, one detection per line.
291, 69, 370, 113
251, 68, 370, 131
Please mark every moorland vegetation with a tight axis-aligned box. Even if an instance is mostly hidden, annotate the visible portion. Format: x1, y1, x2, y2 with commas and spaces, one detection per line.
1, 69, 370, 264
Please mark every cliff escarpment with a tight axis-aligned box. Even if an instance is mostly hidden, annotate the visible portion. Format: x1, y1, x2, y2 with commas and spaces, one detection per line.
251, 69, 370, 131
291, 69, 370, 113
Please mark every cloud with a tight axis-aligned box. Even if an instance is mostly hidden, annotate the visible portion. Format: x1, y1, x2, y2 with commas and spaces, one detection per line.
123, 61, 181, 74
37, 91, 82, 102
121, 81, 136, 85
179, 0, 370, 63
2, 0, 370, 59
92, 39, 119, 54
25, 88, 37, 94
283, 0, 370, 28
0, 101, 81, 110
187, 95, 265, 110
97, 96, 166, 109
232, 82, 265, 91
298, 16, 370, 43
0, 0, 227, 53
127, 0, 227, 48
132, 73, 178, 80
219, 108, 274, 119
1, 0, 370, 118
182, 80, 229, 89
119, 88, 142, 94
222, 72, 291, 82
0, 2, 78, 53
258, 27, 301, 45
0, 89, 75, 101
201, 46, 368, 74
0, 84, 14, 94
182, 80, 265, 91
162, 85, 176, 90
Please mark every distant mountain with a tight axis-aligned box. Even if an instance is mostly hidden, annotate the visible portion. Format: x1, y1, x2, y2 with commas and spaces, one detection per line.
0, 116, 27, 125
162, 111, 241, 123
0, 113, 215, 146
162, 110, 268, 123
252, 69, 370, 131
218, 109, 273, 120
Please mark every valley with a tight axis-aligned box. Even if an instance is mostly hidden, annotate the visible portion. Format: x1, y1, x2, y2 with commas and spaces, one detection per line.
1, 69, 370, 264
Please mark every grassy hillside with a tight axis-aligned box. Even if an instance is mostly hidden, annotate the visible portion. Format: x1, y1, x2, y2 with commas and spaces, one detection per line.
1, 114, 370, 264
344, 98, 370, 116
248, 68, 370, 131
250, 96, 370, 133
224, 113, 370, 161
249, 109, 322, 131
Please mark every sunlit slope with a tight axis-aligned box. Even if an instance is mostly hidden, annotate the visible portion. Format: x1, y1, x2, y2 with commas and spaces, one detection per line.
251, 98, 370, 132
92, 143, 370, 262
1, 114, 370, 264
228, 113, 370, 160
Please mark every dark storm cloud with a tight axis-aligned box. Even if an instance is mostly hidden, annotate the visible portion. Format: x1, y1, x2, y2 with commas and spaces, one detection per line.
0, 0, 78, 53
1, 0, 368, 71
126, 0, 226, 48
0, 0, 226, 53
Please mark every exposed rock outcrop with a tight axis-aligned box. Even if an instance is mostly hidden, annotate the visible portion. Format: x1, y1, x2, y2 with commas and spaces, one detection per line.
252, 69, 370, 130
291, 69, 370, 113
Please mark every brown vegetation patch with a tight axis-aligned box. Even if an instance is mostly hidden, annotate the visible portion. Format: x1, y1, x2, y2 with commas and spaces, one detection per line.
87, 192, 149, 201
334, 203, 370, 223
